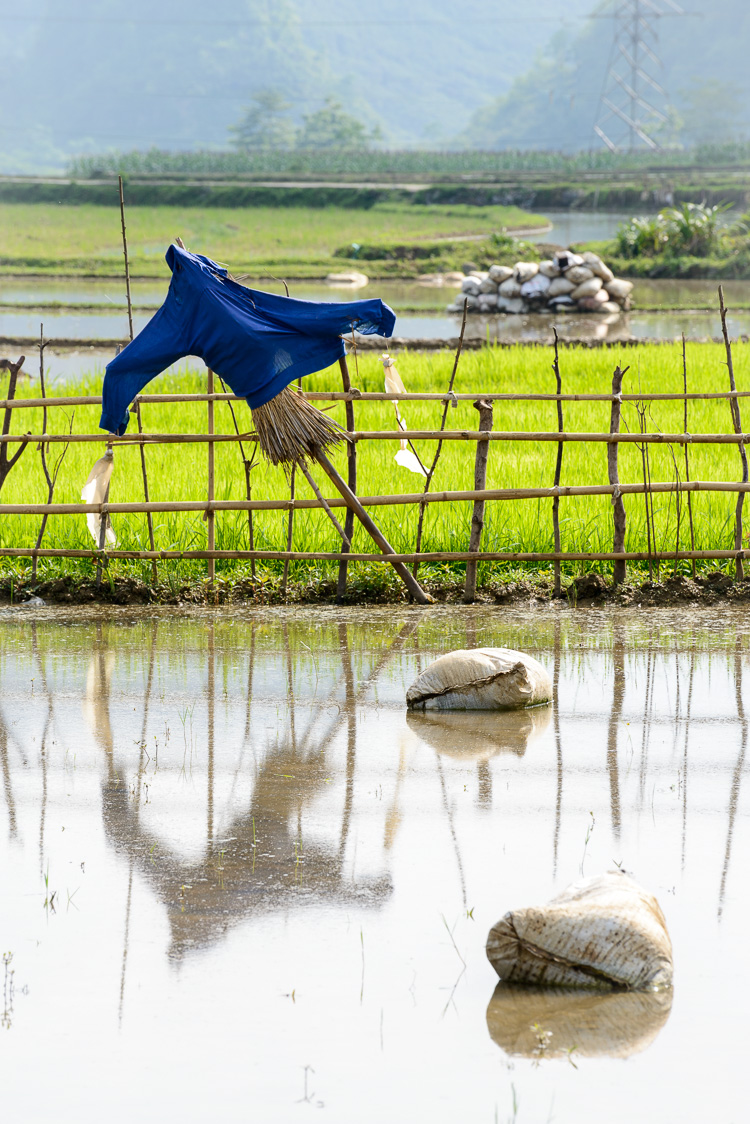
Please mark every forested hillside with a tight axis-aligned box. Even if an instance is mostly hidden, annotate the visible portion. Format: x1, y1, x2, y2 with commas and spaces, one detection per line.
2, 0, 593, 170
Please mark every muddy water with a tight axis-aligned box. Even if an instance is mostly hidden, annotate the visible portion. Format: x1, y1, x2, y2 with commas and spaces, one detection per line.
0, 605, 746, 1122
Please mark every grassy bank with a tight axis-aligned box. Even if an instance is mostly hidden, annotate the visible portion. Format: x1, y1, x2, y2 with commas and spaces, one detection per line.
0, 201, 545, 279
1, 342, 748, 598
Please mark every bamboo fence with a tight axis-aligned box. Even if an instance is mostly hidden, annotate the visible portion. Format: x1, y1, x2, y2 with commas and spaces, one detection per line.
2, 364, 750, 598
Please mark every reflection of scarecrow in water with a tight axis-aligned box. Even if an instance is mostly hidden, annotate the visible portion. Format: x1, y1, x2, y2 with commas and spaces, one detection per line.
80, 620, 407, 965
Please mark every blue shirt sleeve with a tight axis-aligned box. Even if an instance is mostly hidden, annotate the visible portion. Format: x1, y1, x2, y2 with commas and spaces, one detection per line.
99, 299, 190, 434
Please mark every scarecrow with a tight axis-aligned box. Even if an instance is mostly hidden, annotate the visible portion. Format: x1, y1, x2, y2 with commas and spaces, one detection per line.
99, 243, 431, 602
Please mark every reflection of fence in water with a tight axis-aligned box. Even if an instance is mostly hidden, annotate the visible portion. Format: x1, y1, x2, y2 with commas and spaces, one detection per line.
3, 373, 750, 594
1, 615, 746, 943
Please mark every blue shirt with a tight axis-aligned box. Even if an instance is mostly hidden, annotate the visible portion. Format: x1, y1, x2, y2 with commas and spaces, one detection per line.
100, 244, 395, 434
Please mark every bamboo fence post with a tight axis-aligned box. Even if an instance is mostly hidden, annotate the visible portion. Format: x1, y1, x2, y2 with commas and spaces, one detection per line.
207, 368, 215, 594
719, 286, 748, 581
0, 355, 28, 494
682, 335, 696, 578
608, 365, 629, 586
551, 327, 564, 597
636, 399, 654, 581
314, 448, 433, 604
32, 327, 48, 581
413, 298, 467, 579
281, 464, 296, 594
119, 176, 157, 583
95, 477, 110, 589
32, 325, 59, 582
336, 354, 357, 601
463, 399, 494, 603
216, 373, 257, 584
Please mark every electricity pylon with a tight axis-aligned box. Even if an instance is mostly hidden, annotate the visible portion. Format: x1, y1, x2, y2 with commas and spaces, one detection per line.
593, 0, 685, 152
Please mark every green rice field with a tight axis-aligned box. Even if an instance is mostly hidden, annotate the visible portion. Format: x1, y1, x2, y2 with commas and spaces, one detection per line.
0, 202, 545, 278
2, 341, 749, 593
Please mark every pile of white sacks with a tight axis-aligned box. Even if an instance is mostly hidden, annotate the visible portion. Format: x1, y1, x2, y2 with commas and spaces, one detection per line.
446, 249, 634, 316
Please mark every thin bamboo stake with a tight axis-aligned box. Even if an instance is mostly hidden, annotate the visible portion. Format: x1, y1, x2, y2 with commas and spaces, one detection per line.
336, 354, 357, 601
682, 334, 696, 578
118, 176, 158, 584
281, 464, 296, 593
608, 366, 629, 586
551, 328, 564, 597
314, 448, 433, 604
118, 176, 133, 342
207, 368, 215, 593
719, 285, 748, 581
463, 399, 493, 603
413, 298, 467, 578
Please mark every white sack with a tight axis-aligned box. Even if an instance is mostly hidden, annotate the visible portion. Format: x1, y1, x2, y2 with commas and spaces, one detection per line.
606, 278, 634, 300
479, 278, 499, 294
461, 277, 480, 295
81, 449, 117, 546
570, 276, 603, 300
406, 647, 552, 711
486, 871, 673, 991
499, 278, 522, 298
547, 277, 576, 297
514, 261, 539, 284
538, 259, 560, 278
521, 273, 551, 297
564, 265, 595, 285
554, 251, 584, 270
488, 265, 514, 283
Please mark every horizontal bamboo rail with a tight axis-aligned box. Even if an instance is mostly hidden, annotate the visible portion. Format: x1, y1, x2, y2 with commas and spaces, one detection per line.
6, 388, 750, 410
1, 429, 750, 447
3, 479, 750, 518
1, 547, 749, 565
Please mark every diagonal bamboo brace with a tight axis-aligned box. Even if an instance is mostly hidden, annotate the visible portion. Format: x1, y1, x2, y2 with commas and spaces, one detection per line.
314, 449, 434, 604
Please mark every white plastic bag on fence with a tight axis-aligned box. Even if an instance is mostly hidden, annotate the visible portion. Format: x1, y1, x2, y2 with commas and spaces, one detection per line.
381, 354, 427, 478
81, 448, 117, 546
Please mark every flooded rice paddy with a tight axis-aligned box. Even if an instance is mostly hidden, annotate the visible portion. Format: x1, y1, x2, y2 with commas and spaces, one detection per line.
4, 273, 750, 388
0, 604, 747, 1122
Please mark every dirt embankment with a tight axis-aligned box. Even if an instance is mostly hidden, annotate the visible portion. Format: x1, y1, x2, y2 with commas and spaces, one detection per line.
0, 569, 745, 610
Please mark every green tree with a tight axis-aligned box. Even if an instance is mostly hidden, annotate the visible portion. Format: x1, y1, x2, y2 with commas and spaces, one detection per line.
229, 89, 297, 151
298, 97, 379, 149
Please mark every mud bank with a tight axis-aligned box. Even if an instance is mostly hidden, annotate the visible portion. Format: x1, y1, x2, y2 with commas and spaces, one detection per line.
1, 568, 746, 610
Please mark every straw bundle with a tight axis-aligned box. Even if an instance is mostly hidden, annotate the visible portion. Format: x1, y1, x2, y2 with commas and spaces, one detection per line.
250, 385, 344, 467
